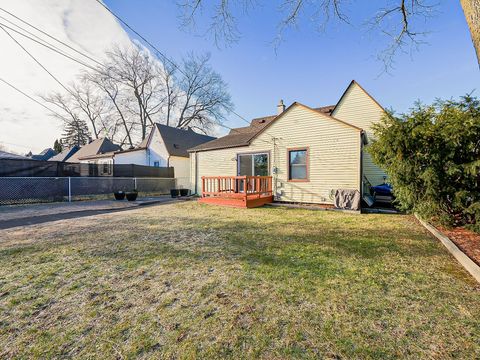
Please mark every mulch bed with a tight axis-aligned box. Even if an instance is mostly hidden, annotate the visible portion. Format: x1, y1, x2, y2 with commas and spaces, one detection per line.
438, 226, 480, 267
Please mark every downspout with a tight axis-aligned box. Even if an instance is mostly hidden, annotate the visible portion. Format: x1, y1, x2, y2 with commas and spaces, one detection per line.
194, 151, 198, 195
359, 131, 364, 197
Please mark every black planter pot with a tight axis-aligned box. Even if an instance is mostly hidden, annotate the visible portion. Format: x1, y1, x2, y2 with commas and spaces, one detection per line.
126, 192, 138, 201
114, 191, 125, 200
170, 189, 179, 198
179, 189, 189, 197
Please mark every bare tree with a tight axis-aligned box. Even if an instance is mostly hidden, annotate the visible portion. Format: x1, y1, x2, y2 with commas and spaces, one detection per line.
42, 80, 120, 146
83, 70, 136, 148
105, 45, 165, 140
177, 0, 480, 68
69, 80, 110, 139
42, 43, 233, 146
42, 92, 92, 147
176, 53, 233, 132
160, 61, 179, 127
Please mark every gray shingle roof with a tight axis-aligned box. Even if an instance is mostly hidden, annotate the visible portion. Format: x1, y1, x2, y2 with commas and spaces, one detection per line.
189, 115, 276, 152
0, 150, 29, 160
48, 146, 80, 162
188, 104, 353, 153
68, 138, 121, 162
29, 148, 57, 161
155, 124, 216, 158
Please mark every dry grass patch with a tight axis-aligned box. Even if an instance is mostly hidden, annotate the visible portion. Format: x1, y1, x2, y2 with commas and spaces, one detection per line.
0, 202, 479, 359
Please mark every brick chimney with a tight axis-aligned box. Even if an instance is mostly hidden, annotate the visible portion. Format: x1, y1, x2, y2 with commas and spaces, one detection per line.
277, 99, 285, 115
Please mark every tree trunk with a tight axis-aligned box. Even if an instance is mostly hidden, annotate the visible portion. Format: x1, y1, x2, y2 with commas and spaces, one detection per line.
460, 0, 480, 67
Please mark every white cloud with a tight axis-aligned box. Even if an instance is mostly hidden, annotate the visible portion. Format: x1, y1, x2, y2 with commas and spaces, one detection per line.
0, 0, 132, 154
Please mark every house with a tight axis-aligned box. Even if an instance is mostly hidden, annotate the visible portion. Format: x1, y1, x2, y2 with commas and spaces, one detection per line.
113, 124, 215, 186
48, 145, 80, 162
68, 138, 121, 176
27, 148, 57, 161
188, 80, 387, 208
70, 138, 121, 164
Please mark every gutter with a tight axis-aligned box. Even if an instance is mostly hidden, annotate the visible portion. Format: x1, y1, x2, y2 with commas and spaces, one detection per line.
359, 131, 364, 197
194, 151, 198, 195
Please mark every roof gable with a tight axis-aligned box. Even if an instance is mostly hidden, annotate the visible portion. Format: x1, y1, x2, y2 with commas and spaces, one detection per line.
254, 102, 362, 140
48, 146, 80, 162
68, 138, 121, 162
330, 80, 385, 135
190, 102, 362, 153
331, 80, 384, 116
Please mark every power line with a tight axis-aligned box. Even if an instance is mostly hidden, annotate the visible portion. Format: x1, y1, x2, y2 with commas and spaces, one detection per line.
0, 6, 276, 148
93, 0, 257, 127
2, 5, 257, 129
0, 7, 105, 68
92, 0, 280, 148
0, 21, 101, 73
0, 14, 68, 56
0, 77, 71, 123
0, 24, 73, 95
0, 12, 274, 146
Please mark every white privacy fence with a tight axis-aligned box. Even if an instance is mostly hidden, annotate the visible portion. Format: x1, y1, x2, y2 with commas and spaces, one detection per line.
0, 177, 181, 205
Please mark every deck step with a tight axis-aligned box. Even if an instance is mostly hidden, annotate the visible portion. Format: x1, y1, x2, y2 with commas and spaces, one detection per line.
362, 194, 375, 207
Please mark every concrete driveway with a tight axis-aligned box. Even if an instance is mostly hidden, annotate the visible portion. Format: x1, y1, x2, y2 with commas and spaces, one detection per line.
0, 196, 184, 230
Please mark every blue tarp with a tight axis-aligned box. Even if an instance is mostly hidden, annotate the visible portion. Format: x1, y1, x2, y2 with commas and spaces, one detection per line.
371, 183, 393, 196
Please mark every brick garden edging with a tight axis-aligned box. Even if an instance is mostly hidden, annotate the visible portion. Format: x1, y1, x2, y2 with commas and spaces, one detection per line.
415, 214, 480, 283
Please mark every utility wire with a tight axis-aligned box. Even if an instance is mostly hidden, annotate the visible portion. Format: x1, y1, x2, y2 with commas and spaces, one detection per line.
92, 0, 281, 150
0, 77, 68, 120
0, 7, 105, 67
0, 21, 101, 73
93, 0, 258, 127
0, 14, 68, 56
0, 23, 75, 97
0, 6, 277, 148
1, 4, 258, 128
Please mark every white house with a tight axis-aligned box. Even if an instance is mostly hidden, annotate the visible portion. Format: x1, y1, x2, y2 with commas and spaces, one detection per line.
188, 80, 387, 208
80, 124, 215, 187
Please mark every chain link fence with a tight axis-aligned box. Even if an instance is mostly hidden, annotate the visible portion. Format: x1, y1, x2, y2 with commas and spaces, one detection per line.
0, 159, 174, 178
0, 177, 177, 205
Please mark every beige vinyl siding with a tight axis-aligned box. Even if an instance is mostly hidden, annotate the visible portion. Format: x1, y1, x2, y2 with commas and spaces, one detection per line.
169, 156, 190, 189
191, 105, 361, 204
331, 82, 384, 137
332, 82, 387, 186
363, 148, 386, 186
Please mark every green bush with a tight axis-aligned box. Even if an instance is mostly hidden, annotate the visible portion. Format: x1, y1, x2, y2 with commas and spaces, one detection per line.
369, 95, 480, 231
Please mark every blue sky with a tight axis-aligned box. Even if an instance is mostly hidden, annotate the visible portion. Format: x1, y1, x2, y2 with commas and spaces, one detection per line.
103, 1, 478, 130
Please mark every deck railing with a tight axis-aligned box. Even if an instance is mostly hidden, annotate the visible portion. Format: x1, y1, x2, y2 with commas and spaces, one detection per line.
201, 176, 273, 200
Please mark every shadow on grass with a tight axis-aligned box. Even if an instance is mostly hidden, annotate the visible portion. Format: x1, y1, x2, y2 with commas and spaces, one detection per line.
0, 204, 443, 286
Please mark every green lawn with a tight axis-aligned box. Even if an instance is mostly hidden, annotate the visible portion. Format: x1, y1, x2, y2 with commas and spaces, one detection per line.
0, 202, 479, 359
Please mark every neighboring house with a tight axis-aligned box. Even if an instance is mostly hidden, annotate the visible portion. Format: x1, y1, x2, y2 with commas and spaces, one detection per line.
68, 138, 121, 176
188, 80, 387, 206
28, 148, 57, 161
48, 145, 80, 162
114, 124, 216, 186
69, 138, 121, 164
0, 150, 29, 160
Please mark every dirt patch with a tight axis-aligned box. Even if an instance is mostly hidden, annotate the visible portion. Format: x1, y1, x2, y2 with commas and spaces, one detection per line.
439, 226, 480, 267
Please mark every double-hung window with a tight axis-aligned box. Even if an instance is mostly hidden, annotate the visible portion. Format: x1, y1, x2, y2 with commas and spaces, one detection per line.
288, 148, 308, 181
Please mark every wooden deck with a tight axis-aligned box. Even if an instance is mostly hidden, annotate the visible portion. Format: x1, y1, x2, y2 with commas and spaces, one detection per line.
199, 176, 273, 208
